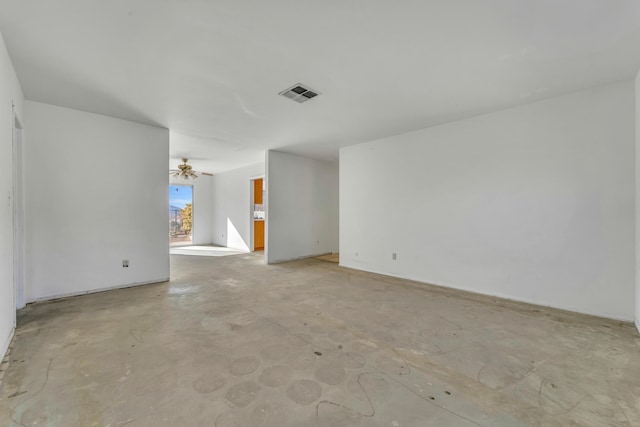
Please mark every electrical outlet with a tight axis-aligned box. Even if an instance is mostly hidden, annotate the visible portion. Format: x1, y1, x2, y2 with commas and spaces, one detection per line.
392, 252, 397, 261
122, 259, 129, 268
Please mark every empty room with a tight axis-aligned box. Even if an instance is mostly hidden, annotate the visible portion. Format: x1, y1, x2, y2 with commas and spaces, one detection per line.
1, 1, 640, 426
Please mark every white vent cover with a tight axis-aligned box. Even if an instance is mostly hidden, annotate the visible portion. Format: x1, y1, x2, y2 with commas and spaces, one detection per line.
279, 83, 320, 103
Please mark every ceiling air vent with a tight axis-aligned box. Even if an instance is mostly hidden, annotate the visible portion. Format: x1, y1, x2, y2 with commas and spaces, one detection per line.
279, 83, 320, 103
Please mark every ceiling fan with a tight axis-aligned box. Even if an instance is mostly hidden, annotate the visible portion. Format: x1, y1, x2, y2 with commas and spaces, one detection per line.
170, 158, 213, 180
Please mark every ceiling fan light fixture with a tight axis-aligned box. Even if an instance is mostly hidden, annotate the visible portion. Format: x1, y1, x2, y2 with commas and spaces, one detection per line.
172, 158, 199, 180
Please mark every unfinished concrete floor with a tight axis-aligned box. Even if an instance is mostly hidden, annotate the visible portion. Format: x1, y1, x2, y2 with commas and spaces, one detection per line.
1, 253, 639, 426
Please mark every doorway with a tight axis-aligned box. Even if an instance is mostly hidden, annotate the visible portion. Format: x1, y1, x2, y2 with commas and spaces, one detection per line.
169, 185, 193, 246
251, 178, 265, 251
13, 114, 25, 315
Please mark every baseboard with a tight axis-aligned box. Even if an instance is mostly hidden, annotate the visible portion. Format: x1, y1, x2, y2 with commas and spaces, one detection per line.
339, 263, 635, 324
27, 277, 170, 304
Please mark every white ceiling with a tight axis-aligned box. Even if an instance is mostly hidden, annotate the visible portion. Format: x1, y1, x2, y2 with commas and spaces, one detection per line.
2, 1, 640, 173
169, 130, 263, 174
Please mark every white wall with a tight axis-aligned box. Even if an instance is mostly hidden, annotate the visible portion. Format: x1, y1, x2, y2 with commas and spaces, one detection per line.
0, 32, 24, 359
341, 81, 635, 321
24, 101, 169, 301
266, 151, 339, 264
636, 71, 640, 332
170, 175, 213, 245
212, 162, 265, 251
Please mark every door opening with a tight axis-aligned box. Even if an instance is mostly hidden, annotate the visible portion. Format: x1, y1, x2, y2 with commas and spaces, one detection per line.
251, 178, 265, 251
169, 184, 193, 247
13, 113, 25, 315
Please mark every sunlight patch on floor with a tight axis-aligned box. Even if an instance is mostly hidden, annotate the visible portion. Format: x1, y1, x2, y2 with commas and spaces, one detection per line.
169, 245, 246, 257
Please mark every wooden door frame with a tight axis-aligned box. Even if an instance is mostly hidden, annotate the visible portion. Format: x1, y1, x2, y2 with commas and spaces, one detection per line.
249, 175, 265, 251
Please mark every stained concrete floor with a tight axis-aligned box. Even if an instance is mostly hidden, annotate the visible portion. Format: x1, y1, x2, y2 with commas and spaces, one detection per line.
1, 253, 640, 427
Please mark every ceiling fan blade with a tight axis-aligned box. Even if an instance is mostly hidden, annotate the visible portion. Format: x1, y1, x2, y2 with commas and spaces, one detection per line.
200, 172, 213, 176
